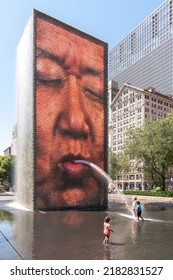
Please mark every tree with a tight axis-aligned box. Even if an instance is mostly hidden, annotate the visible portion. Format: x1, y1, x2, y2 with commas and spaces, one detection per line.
0, 155, 15, 186
108, 148, 118, 180
124, 112, 173, 191
108, 148, 130, 180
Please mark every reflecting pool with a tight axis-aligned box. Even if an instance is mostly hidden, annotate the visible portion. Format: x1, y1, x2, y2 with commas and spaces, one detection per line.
0, 195, 173, 260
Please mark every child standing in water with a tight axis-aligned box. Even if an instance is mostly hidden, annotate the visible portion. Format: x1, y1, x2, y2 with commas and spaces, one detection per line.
136, 201, 144, 222
132, 196, 137, 217
103, 216, 114, 245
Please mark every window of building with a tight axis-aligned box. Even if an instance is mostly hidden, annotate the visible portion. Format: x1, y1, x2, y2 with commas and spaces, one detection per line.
152, 13, 158, 37
152, 103, 156, 108
151, 97, 156, 102
131, 32, 136, 54
136, 174, 142, 180
119, 43, 124, 63
170, 0, 172, 25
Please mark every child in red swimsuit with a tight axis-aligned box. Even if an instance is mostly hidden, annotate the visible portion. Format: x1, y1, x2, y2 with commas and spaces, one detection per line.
103, 216, 114, 245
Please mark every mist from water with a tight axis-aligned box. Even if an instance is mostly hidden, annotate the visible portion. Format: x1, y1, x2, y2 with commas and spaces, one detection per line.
7, 201, 31, 211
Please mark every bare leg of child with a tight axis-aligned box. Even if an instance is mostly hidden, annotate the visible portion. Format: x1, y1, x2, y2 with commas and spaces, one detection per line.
103, 236, 109, 245
141, 215, 144, 221
103, 236, 107, 245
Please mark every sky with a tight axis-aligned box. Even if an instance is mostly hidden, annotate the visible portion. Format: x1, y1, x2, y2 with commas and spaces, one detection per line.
0, 0, 164, 155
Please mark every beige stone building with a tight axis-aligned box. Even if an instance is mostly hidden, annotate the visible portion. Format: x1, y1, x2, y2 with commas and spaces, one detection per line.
109, 82, 173, 190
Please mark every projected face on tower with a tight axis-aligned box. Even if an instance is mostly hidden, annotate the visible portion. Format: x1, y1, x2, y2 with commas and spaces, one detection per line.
35, 16, 107, 210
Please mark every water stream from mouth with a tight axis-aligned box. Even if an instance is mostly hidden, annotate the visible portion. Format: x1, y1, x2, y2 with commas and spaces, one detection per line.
74, 159, 131, 212
74, 159, 114, 186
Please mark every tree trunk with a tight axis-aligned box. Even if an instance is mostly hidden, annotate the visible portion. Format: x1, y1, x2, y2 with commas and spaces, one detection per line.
162, 176, 166, 191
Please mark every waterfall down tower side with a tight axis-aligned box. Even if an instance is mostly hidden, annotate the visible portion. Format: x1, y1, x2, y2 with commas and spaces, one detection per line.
16, 12, 35, 210
16, 9, 108, 211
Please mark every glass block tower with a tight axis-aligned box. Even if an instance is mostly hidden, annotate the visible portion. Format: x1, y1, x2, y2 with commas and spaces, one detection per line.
109, 0, 173, 95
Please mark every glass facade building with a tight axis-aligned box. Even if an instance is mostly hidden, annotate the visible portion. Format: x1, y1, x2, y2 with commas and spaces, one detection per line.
109, 0, 173, 95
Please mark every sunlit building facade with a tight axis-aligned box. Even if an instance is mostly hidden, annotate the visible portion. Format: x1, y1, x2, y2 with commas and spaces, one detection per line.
110, 82, 173, 190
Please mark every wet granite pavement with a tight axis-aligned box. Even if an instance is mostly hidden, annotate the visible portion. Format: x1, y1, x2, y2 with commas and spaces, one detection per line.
0, 192, 173, 260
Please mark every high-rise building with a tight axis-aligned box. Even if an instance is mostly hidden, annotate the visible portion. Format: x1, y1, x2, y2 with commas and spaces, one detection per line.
108, 80, 119, 148
109, 0, 173, 95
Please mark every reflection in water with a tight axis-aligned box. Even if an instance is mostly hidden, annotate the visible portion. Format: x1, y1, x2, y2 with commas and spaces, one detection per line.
0, 209, 13, 222
103, 246, 110, 260
13, 211, 34, 259
0, 210, 21, 260
131, 221, 142, 244
33, 211, 106, 260
1, 204, 173, 259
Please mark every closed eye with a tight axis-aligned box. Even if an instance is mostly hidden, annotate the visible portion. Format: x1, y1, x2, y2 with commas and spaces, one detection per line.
37, 78, 65, 88
84, 87, 103, 103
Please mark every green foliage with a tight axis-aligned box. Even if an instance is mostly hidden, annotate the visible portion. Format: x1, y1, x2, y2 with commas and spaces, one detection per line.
0, 155, 15, 186
155, 187, 162, 192
108, 148, 130, 180
124, 112, 173, 191
123, 190, 173, 197
108, 148, 118, 180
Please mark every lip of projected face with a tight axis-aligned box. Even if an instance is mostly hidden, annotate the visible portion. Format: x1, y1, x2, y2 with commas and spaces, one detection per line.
58, 155, 90, 179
